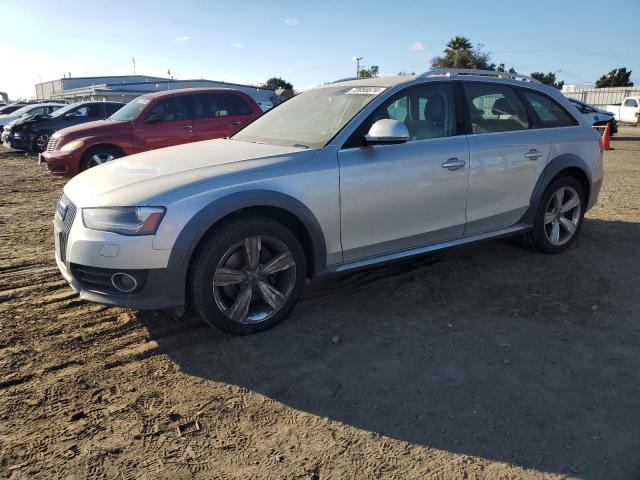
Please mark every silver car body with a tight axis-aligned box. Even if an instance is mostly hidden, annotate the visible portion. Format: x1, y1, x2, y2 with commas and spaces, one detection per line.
56, 70, 603, 308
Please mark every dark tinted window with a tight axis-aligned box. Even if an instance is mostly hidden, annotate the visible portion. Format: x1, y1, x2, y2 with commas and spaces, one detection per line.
105, 103, 123, 116
463, 83, 529, 133
623, 98, 638, 107
520, 90, 577, 128
145, 96, 193, 122
73, 104, 101, 118
194, 93, 252, 118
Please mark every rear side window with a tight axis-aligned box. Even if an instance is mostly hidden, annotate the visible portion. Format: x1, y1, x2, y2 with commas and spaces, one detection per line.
520, 90, 577, 128
463, 83, 529, 133
194, 93, 253, 119
105, 103, 123, 116
145, 96, 193, 122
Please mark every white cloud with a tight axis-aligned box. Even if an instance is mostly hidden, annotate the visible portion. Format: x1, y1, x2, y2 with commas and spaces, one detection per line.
283, 18, 300, 26
230, 42, 245, 49
286, 68, 293, 73
409, 41, 425, 51
175, 36, 190, 41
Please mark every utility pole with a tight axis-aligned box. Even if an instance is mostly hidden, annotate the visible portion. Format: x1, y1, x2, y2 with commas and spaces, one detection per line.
353, 56, 363, 77
132, 57, 136, 75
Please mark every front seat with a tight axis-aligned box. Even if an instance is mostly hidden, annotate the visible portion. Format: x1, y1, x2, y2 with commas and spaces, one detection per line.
414, 94, 446, 139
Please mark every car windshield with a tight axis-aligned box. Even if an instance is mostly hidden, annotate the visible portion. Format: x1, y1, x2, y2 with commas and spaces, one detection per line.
232, 86, 387, 148
109, 97, 151, 121
8, 105, 40, 116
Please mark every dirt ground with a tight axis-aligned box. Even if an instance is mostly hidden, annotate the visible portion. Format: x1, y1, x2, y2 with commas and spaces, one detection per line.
1, 127, 639, 480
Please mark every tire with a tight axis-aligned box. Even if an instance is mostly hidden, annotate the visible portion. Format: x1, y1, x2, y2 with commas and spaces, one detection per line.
524, 176, 585, 254
80, 146, 122, 171
189, 215, 307, 335
34, 132, 52, 153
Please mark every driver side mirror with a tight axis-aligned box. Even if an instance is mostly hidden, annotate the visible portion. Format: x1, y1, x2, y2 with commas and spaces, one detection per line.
364, 119, 409, 145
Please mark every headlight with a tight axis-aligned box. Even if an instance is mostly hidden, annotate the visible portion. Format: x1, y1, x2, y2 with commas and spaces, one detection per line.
60, 139, 84, 152
13, 132, 21, 139
82, 207, 166, 235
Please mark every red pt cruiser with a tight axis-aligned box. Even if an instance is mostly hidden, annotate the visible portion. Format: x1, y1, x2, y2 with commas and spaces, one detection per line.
42, 88, 262, 177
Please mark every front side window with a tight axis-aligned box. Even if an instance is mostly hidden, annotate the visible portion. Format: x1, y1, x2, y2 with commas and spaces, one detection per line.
623, 98, 638, 108
233, 86, 386, 149
349, 83, 456, 146
520, 90, 576, 128
145, 96, 193, 123
463, 83, 529, 133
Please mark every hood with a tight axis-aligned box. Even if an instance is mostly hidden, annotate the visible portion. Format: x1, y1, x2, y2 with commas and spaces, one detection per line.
15, 113, 49, 127
56, 119, 129, 139
0, 114, 21, 126
64, 139, 316, 207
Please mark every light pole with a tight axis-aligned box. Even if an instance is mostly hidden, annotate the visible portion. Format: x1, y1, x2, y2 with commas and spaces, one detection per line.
353, 56, 363, 77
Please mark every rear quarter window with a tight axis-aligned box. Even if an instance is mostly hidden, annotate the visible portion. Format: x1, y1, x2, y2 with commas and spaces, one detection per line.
519, 90, 577, 128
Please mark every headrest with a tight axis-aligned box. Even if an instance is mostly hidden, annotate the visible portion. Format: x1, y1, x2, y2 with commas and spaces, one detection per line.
492, 97, 517, 116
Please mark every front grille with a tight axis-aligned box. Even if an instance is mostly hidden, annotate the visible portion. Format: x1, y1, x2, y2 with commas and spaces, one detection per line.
46, 136, 61, 152
54, 194, 76, 263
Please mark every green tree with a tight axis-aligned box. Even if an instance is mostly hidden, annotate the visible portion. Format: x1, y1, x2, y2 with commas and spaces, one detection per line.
359, 65, 379, 78
431, 36, 493, 70
263, 77, 293, 91
595, 68, 633, 88
530, 72, 565, 89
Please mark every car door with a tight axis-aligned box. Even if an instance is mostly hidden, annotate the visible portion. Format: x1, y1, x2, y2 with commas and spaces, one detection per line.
338, 82, 470, 261
193, 92, 255, 141
462, 82, 553, 234
133, 95, 195, 151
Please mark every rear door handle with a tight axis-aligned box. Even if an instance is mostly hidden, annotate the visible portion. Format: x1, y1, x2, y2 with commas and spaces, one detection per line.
525, 149, 542, 160
442, 158, 465, 170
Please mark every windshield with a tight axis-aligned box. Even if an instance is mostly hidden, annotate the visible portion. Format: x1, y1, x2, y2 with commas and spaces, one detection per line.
232, 86, 387, 148
8, 105, 40, 116
109, 97, 151, 121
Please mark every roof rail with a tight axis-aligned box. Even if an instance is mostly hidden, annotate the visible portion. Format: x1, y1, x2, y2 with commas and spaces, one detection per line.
417, 69, 541, 84
329, 76, 368, 84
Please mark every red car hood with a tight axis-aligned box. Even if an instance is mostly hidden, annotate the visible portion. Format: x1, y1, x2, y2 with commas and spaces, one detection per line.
55, 119, 130, 139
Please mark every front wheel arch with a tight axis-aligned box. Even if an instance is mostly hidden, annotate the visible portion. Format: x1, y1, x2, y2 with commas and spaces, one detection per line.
80, 144, 126, 170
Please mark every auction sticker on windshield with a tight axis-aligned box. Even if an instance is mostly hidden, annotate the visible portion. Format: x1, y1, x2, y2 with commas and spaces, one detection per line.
346, 87, 386, 95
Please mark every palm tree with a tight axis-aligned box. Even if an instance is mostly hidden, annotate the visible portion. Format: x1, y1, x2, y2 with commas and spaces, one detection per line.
444, 36, 472, 55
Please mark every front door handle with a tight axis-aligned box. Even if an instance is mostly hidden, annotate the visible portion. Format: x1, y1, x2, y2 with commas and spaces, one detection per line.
442, 158, 465, 170
183, 124, 193, 131
231, 120, 242, 125
525, 149, 542, 160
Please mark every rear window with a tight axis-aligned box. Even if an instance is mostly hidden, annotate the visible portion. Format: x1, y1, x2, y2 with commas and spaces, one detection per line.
520, 90, 577, 128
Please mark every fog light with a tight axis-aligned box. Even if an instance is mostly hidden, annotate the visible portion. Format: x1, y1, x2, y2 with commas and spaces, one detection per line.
111, 272, 138, 293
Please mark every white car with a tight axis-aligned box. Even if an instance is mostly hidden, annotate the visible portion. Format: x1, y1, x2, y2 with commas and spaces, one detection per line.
54, 69, 603, 335
606, 97, 640, 124
0, 102, 65, 128
569, 98, 618, 135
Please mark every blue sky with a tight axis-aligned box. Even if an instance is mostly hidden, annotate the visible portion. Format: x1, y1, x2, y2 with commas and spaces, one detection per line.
2, 0, 639, 98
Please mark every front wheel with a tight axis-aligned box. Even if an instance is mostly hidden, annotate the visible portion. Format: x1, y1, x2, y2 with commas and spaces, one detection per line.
525, 176, 585, 254
189, 216, 307, 335
34, 132, 52, 153
80, 147, 121, 171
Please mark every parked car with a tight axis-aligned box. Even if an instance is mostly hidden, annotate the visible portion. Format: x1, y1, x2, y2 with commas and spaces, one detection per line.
606, 96, 640, 123
0, 103, 27, 115
3, 101, 125, 152
42, 88, 262, 177
53, 69, 602, 335
0, 102, 65, 129
569, 98, 617, 135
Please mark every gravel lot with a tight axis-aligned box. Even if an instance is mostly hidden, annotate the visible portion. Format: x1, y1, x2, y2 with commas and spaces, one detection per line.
1, 127, 639, 480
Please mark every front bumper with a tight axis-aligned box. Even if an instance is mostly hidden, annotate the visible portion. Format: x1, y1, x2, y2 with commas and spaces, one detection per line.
42, 149, 83, 177
54, 206, 185, 309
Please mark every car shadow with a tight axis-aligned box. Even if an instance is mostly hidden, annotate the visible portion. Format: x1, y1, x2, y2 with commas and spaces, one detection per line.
138, 218, 640, 479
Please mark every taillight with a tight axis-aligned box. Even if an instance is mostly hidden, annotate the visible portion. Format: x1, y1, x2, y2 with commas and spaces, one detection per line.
598, 135, 604, 153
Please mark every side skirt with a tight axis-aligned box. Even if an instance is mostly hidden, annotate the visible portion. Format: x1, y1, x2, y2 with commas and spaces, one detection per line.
324, 224, 529, 274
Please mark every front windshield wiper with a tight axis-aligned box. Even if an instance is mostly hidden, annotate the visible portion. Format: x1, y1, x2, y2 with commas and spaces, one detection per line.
292, 144, 310, 149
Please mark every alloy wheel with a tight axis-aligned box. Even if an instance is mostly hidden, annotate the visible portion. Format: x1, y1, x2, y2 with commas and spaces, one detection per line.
88, 152, 115, 167
543, 186, 581, 246
212, 235, 296, 324
36, 133, 50, 152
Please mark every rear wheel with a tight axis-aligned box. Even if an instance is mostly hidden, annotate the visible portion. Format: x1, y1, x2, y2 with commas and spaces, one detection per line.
525, 176, 585, 254
80, 146, 121, 171
189, 216, 307, 335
